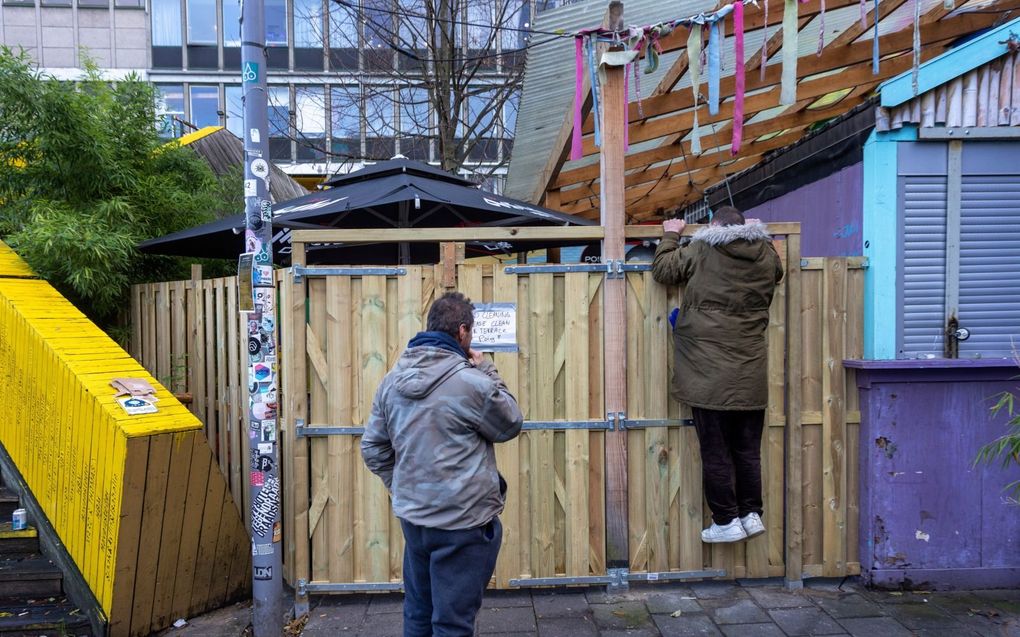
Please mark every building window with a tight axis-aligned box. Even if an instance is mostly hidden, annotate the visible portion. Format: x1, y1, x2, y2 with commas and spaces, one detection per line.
330, 87, 360, 159
156, 84, 185, 138
41, 0, 73, 7
365, 87, 394, 159
265, 0, 288, 46
328, 0, 358, 69
223, 0, 241, 46
503, 91, 518, 137
467, 0, 494, 50
225, 85, 244, 138
500, 0, 528, 51
293, 0, 323, 47
295, 86, 326, 161
78, 0, 110, 7
399, 86, 429, 160
114, 0, 144, 7
186, 0, 217, 44
268, 86, 292, 160
189, 85, 221, 129
152, 0, 182, 45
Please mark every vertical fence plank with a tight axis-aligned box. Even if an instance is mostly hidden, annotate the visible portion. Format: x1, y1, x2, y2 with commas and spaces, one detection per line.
361, 275, 390, 582
307, 277, 330, 582
171, 281, 188, 395
288, 245, 311, 589
643, 272, 669, 574
625, 273, 647, 571
225, 281, 242, 512
801, 267, 823, 570
564, 272, 590, 577
129, 434, 172, 636
190, 275, 207, 424
493, 267, 522, 586
203, 281, 216, 448
215, 280, 230, 479
156, 282, 171, 386
150, 432, 195, 630
130, 286, 142, 361
516, 273, 533, 578
822, 259, 848, 576
326, 274, 354, 583
785, 232, 804, 586
587, 275, 606, 576
529, 273, 555, 578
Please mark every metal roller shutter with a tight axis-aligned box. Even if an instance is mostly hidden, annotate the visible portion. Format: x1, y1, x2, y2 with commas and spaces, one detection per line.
900, 175, 947, 357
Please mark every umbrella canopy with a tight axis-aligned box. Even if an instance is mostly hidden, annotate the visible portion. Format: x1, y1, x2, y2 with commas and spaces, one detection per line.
139, 158, 595, 265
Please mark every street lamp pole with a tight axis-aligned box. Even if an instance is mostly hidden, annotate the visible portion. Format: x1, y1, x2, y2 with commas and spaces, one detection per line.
240, 0, 284, 632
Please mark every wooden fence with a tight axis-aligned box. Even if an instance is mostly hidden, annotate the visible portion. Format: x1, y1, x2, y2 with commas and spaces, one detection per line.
130, 224, 864, 590
0, 244, 250, 637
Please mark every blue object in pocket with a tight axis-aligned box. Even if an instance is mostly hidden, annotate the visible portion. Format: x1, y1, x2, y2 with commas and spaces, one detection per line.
668, 307, 680, 329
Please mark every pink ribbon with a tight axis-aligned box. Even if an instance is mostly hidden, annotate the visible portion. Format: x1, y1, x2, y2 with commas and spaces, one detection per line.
571, 36, 584, 161
732, 1, 745, 155
760, 0, 769, 83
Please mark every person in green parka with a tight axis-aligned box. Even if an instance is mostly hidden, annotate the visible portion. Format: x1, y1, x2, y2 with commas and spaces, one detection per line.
652, 206, 784, 544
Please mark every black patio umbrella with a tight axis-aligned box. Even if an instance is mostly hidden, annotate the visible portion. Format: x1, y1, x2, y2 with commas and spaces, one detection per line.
138, 158, 596, 265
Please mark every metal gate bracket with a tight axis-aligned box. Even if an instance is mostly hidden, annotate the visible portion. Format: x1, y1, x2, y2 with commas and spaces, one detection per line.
607, 568, 630, 593
293, 579, 310, 619
293, 266, 406, 283
504, 261, 650, 277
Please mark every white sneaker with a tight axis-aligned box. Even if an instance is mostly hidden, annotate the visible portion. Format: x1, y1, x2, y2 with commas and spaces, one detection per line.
701, 518, 747, 543
740, 513, 766, 539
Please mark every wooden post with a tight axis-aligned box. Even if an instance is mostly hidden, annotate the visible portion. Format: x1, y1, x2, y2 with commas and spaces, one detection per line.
784, 231, 803, 588
600, 0, 629, 572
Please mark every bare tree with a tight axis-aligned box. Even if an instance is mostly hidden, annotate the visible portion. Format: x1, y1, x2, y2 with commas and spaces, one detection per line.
285, 0, 529, 183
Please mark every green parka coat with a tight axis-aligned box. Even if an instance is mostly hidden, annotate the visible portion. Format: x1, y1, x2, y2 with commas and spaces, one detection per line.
651, 222, 784, 411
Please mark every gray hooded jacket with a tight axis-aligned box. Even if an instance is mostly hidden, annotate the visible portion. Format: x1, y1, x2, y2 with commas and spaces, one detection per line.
361, 346, 524, 530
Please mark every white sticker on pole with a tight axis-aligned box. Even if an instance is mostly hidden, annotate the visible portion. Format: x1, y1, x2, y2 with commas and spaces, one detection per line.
250, 128, 261, 143
471, 303, 517, 352
245, 179, 258, 197
251, 158, 269, 180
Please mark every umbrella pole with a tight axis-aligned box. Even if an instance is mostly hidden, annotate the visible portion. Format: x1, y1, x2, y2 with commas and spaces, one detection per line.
399, 200, 410, 265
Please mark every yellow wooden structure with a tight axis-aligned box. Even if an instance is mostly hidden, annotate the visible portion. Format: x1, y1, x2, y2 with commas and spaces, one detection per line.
0, 244, 250, 636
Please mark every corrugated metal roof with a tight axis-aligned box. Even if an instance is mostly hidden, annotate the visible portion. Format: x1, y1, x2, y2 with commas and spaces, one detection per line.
506, 0, 716, 202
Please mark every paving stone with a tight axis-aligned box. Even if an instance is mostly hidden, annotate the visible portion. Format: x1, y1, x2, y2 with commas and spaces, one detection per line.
699, 598, 770, 625
926, 592, 989, 615
746, 586, 814, 609
813, 594, 884, 619
483, 590, 535, 608
836, 616, 913, 637
691, 581, 749, 600
884, 600, 957, 629
651, 612, 723, 636
804, 579, 863, 595
536, 616, 599, 637
954, 613, 1020, 637
356, 611, 403, 637
600, 629, 662, 637
910, 628, 983, 637
590, 601, 655, 630
719, 623, 789, 637
768, 607, 847, 635
858, 589, 925, 605
476, 606, 538, 634
532, 592, 590, 618
366, 594, 404, 614
644, 590, 703, 615
303, 597, 368, 632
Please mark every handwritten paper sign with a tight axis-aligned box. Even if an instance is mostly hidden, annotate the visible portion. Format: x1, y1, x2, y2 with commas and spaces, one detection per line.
471, 303, 517, 352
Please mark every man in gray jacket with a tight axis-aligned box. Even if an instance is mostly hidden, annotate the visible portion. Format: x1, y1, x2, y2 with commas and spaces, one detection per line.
362, 291, 523, 637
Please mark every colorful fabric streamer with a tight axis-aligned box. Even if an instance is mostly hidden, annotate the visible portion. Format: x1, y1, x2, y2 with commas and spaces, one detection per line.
761, 0, 769, 83
708, 17, 722, 115
586, 35, 601, 150
571, 36, 584, 161
912, 0, 921, 95
860, 0, 867, 30
781, 0, 798, 105
873, 0, 880, 74
817, 0, 826, 56
688, 23, 703, 155
732, 1, 745, 155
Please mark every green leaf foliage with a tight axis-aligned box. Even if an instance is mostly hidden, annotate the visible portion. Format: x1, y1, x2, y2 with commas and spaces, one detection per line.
0, 48, 234, 326
975, 387, 1020, 501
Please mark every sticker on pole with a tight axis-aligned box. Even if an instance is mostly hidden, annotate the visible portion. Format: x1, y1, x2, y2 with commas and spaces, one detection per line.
238, 253, 255, 313
471, 303, 518, 352
250, 158, 269, 180
250, 128, 261, 143
244, 179, 257, 197
242, 62, 259, 84
117, 396, 158, 415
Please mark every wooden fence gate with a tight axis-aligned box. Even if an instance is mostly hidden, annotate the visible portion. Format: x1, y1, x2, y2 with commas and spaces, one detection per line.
272, 224, 864, 593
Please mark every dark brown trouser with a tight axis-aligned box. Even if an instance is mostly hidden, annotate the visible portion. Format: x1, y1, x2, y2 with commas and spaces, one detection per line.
691, 407, 765, 525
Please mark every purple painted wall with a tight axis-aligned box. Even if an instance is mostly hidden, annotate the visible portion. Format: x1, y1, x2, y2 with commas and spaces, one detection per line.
847, 359, 1020, 589
745, 163, 864, 257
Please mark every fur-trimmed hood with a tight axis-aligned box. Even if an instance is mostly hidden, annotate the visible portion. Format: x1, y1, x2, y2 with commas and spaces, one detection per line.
690, 220, 771, 246
690, 220, 772, 263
